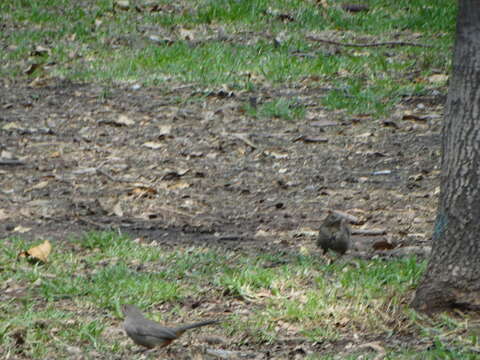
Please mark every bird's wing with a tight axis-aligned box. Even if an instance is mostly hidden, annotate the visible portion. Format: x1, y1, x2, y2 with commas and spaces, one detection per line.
131, 318, 178, 340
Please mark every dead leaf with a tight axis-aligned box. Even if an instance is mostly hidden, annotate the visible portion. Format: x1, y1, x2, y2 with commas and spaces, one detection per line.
115, 0, 130, 10
161, 168, 189, 180
276, 320, 301, 334
264, 149, 288, 159
143, 142, 163, 149
293, 135, 328, 143
1, 150, 14, 158
255, 229, 271, 237
428, 74, 448, 83
31, 45, 51, 57
353, 51, 371, 57
13, 226, 31, 233
147, 34, 170, 44
335, 317, 350, 327
25, 180, 49, 192
115, 114, 135, 126
72, 167, 97, 175
266, 8, 295, 24
98, 115, 135, 127
178, 27, 196, 41
158, 125, 172, 137
0, 209, 9, 220
299, 246, 310, 255
317, 0, 329, 9
253, 289, 273, 299
23, 63, 42, 75
356, 132, 374, 138
129, 186, 157, 198
382, 119, 400, 129
293, 228, 317, 237
206, 88, 235, 98
402, 112, 428, 122
3, 122, 22, 130
112, 202, 124, 217
18, 240, 52, 263
166, 180, 190, 190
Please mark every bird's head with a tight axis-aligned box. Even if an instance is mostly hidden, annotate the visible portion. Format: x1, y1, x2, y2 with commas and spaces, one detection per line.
121, 304, 144, 317
323, 212, 343, 226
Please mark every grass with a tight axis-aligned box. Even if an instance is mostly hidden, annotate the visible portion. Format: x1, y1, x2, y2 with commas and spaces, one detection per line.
1, 232, 479, 358
0, 0, 472, 357
245, 97, 306, 120
0, 0, 455, 116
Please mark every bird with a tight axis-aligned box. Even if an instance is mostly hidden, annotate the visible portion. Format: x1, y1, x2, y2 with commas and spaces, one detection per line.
122, 304, 219, 349
316, 211, 351, 255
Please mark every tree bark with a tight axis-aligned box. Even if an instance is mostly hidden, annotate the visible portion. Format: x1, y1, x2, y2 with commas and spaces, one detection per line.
411, 0, 480, 313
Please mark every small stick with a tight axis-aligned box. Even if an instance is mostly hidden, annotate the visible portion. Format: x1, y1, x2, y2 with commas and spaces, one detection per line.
0, 159, 25, 166
96, 168, 136, 183
352, 228, 387, 236
231, 133, 257, 149
306, 36, 433, 48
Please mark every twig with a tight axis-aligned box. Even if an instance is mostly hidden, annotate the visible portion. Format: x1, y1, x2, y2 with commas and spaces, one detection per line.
306, 36, 433, 48
96, 168, 117, 182
0, 159, 25, 166
76, 216, 112, 229
157, 206, 195, 218
96, 168, 135, 183
231, 133, 257, 149
352, 228, 387, 235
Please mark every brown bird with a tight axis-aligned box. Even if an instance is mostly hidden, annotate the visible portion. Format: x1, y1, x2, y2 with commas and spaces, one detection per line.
122, 304, 218, 349
317, 212, 351, 255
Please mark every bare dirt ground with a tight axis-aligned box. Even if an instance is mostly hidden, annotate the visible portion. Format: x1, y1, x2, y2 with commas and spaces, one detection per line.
0, 77, 442, 251
0, 77, 443, 358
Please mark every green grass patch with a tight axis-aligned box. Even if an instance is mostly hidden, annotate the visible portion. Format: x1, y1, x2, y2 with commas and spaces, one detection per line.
1, 232, 479, 357
0, 0, 456, 116
246, 97, 306, 120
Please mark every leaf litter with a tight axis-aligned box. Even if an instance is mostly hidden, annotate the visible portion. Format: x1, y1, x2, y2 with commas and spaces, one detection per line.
0, 75, 444, 357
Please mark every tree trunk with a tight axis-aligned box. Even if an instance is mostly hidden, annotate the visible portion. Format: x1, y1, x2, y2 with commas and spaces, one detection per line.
411, 0, 480, 313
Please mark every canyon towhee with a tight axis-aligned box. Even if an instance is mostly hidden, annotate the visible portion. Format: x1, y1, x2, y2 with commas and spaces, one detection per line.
122, 304, 219, 349
316, 212, 351, 255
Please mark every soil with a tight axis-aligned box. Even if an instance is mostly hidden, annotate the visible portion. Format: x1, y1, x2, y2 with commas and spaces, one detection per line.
0, 76, 444, 358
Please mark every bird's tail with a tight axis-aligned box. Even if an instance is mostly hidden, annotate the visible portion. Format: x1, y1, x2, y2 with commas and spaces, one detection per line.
175, 319, 219, 333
